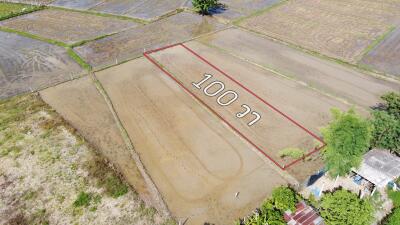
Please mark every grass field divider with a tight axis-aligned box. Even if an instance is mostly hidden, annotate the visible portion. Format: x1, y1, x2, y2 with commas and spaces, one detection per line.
357, 26, 396, 62
0, 2, 45, 21
144, 43, 326, 170
0, 26, 94, 71
88, 71, 172, 218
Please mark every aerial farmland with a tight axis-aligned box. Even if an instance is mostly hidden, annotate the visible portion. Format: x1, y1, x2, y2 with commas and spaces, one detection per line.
1, 0, 399, 225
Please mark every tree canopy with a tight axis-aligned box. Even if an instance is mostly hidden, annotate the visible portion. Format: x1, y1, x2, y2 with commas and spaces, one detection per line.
381, 92, 400, 120
321, 108, 372, 176
271, 186, 297, 212
370, 92, 400, 153
370, 110, 400, 153
320, 189, 374, 225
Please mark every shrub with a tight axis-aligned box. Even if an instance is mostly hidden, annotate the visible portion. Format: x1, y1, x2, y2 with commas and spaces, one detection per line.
320, 189, 374, 225
381, 92, 400, 120
73, 192, 92, 208
238, 186, 298, 225
370, 110, 400, 153
104, 175, 129, 198
192, 0, 219, 15
278, 147, 305, 159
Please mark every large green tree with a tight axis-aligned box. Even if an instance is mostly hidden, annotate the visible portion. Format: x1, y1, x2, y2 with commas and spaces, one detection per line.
370, 110, 400, 153
320, 189, 374, 225
321, 108, 371, 176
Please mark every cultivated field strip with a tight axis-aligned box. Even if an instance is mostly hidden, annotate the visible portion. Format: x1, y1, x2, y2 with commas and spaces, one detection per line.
0, 31, 82, 99
198, 28, 400, 108
361, 27, 400, 77
51, 0, 187, 20
0, 8, 139, 44
75, 12, 227, 69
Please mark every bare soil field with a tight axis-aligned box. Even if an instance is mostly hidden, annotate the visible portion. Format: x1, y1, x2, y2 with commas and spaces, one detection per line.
75, 12, 226, 69
148, 41, 352, 168
0, 8, 139, 44
198, 28, 400, 109
360, 27, 400, 77
39, 76, 153, 206
239, 0, 400, 62
95, 57, 289, 224
0, 31, 82, 99
52, 0, 186, 20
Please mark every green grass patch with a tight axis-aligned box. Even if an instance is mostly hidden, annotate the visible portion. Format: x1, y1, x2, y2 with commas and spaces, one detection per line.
0, 2, 44, 21
388, 189, 400, 208
278, 147, 305, 159
103, 175, 129, 198
73, 192, 92, 208
66, 48, 92, 71
138, 202, 157, 222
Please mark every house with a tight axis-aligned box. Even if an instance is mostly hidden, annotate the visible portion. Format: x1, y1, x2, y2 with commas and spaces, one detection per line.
352, 149, 400, 189
284, 201, 325, 225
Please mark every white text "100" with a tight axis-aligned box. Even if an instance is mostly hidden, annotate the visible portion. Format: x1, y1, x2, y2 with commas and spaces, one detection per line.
192, 73, 261, 126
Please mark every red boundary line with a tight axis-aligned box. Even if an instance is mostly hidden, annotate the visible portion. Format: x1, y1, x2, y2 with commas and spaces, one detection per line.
143, 43, 326, 170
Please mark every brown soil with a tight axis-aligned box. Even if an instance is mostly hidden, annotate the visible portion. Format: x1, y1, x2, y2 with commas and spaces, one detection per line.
95, 57, 289, 224
149, 42, 352, 167
74, 12, 227, 69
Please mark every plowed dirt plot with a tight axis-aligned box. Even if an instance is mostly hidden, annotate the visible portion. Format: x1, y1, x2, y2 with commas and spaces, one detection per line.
361, 27, 400, 77
52, 0, 186, 20
0, 31, 82, 99
95, 57, 289, 224
198, 28, 400, 109
0, 9, 139, 44
240, 0, 400, 62
146, 42, 354, 169
92, 0, 186, 20
75, 12, 226, 69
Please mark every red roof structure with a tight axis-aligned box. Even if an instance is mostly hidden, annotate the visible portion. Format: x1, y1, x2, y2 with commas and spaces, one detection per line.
284, 201, 325, 225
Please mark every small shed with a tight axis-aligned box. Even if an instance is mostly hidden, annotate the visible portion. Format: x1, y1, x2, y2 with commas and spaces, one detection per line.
353, 149, 400, 188
284, 201, 325, 225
